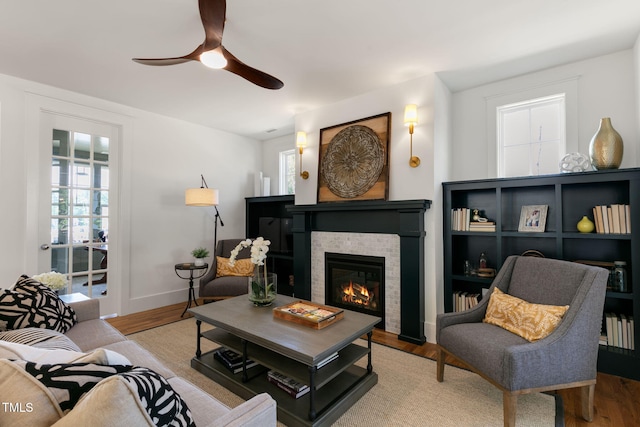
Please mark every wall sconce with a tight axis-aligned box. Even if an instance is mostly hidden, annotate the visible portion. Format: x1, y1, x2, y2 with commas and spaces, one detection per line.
404, 104, 420, 168
296, 131, 309, 179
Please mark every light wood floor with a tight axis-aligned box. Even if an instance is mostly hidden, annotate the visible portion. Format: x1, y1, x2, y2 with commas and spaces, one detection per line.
107, 299, 640, 427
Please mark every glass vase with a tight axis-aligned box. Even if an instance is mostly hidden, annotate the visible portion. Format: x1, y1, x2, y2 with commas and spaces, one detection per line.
248, 266, 277, 306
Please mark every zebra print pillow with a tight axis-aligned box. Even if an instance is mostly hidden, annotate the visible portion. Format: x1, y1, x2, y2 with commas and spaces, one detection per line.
1, 360, 195, 427
0, 275, 77, 333
11, 360, 131, 413
119, 367, 196, 426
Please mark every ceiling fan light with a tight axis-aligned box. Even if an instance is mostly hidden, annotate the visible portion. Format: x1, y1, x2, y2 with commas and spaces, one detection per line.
200, 48, 227, 69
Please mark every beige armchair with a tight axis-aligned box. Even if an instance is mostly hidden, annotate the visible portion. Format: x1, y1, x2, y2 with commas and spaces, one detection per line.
198, 239, 251, 302
436, 256, 608, 427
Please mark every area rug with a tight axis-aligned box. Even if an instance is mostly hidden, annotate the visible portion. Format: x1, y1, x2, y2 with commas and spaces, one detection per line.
128, 319, 558, 426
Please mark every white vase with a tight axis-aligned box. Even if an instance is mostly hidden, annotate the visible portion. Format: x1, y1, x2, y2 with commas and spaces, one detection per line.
194, 258, 205, 267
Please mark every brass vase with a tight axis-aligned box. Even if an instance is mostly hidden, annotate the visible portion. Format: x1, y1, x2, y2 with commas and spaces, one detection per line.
589, 117, 623, 170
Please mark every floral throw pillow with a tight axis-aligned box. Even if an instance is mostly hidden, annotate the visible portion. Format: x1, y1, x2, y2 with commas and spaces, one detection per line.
216, 256, 254, 277
483, 287, 569, 342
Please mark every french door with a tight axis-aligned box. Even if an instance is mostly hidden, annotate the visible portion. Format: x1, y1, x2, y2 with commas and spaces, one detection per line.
38, 113, 118, 311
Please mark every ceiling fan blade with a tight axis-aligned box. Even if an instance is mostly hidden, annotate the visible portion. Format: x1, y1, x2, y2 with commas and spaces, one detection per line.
132, 45, 205, 66
222, 47, 284, 90
199, 0, 226, 48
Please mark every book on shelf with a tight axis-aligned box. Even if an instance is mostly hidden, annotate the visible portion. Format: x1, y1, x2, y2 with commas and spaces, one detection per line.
452, 291, 480, 312
604, 313, 635, 350
214, 348, 259, 374
469, 222, 496, 232
593, 204, 630, 234
316, 352, 339, 369
451, 208, 495, 231
267, 371, 310, 399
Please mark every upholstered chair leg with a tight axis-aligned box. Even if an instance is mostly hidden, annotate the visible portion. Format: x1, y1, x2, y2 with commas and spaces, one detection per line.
436, 347, 445, 382
503, 392, 517, 427
580, 384, 595, 422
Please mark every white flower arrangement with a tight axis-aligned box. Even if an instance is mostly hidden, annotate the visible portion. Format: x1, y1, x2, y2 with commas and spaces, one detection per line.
32, 271, 68, 291
229, 237, 276, 305
228, 237, 271, 267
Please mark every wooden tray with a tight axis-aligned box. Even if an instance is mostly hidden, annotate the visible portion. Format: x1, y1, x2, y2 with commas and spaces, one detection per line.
273, 301, 344, 330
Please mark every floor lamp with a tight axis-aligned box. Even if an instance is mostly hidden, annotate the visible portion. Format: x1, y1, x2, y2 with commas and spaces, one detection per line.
185, 174, 224, 253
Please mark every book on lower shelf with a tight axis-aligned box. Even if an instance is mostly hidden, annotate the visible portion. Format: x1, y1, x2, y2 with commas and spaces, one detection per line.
213, 348, 260, 374
452, 291, 481, 312
267, 371, 310, 399
604, 313, 635, 350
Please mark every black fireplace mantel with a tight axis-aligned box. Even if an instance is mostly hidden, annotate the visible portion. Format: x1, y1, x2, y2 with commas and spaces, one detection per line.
287, 199, 431, 344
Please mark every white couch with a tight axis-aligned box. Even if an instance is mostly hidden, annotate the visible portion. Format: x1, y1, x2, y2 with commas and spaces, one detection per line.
0, 298, 276, 427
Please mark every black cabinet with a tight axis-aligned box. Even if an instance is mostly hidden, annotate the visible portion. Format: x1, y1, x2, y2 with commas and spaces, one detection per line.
246, 195, 295, 296
443, 168, 640, 380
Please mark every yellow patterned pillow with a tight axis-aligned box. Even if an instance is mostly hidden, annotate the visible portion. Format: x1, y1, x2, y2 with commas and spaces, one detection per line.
216, 257, 254, 277
483, 287, 569, 342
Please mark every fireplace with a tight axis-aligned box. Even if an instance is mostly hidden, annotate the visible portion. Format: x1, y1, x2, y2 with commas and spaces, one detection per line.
325, 252, 384, 327
288, 199, 431, 344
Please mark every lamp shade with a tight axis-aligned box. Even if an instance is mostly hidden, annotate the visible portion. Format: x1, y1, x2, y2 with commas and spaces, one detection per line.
185, 188, 219, 206
296, 131, 307, 148
404, 104, 418, 126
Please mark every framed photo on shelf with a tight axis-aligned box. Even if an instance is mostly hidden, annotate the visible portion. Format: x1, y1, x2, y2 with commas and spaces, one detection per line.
518, 205, 548, 232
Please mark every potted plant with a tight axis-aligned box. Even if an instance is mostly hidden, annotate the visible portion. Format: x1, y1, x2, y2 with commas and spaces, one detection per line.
191, 247, 210, 266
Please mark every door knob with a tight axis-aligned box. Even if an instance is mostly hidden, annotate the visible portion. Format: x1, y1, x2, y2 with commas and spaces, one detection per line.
40, 244, 50, 250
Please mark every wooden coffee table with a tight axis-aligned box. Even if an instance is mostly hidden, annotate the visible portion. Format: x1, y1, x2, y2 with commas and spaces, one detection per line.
189, 295, 380, 427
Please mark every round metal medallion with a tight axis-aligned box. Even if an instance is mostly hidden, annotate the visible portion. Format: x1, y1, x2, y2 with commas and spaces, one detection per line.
321, 125, 384, 198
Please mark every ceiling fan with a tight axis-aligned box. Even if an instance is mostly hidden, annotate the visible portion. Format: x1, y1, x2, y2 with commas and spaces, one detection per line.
132, 0, 283, 90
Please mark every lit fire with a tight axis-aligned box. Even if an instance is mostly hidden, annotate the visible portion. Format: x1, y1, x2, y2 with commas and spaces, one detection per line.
341, 281, 372, 306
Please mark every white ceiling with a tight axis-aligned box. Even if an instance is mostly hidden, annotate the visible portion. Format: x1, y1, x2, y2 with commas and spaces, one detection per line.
1, 0, 640, 140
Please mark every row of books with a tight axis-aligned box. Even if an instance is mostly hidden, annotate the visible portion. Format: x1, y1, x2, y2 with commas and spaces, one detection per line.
452, 291, 481, 312
267, 371, 310, 398
592, 204, 631, 234
450, 208, 496, 232
213, 348, 260, 374
602, 313, 635, 350
215, 347, 339, 399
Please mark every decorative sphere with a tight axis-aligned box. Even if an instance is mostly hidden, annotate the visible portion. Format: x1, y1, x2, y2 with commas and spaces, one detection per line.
559, 153, 591, 173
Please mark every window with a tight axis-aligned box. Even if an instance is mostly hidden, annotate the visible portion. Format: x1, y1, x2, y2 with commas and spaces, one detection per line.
279, 149, 296, 195
51, 128, 110, 297
497, 94, 566, 177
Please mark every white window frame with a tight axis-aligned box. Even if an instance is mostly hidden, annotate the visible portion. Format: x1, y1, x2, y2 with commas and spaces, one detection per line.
279, 149, 296, 195
485, 77, 579, 178
497, 93, 566, 177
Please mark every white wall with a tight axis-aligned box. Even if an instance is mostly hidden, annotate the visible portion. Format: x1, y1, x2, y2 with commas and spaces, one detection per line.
0, 73, 261, 315
452, 49, 639, 181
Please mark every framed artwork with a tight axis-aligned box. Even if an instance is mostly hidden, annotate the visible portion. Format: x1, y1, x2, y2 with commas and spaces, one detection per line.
317, 112, 390, 203
518, 205, 548, 232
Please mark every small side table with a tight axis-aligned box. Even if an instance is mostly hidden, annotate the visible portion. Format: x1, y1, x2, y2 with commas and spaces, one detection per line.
175, 263, 208, 317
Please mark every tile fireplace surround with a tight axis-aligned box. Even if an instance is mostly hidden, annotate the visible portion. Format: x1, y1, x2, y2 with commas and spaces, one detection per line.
312, 231, 400, 334
288, 199, 431, 344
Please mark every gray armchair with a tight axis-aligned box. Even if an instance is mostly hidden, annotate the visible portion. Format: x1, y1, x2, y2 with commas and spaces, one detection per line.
198, 239, 251, 302
436, 255, 608, 427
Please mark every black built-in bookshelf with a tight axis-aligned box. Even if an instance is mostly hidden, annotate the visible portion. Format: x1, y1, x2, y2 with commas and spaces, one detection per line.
443, 167, 640, 380
245, 195, 295, 296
